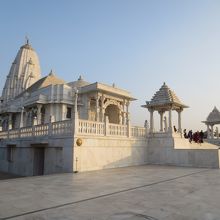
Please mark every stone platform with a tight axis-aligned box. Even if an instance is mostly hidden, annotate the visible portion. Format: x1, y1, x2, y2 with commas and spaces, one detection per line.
0, 165, 220, 220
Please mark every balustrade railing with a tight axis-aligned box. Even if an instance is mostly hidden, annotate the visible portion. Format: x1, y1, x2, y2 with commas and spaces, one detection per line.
0, 119, 147, 140
131, 126, 146, 137
109, 123, 127, 136
52, 120, 72, 135
20, 127, 32, 137
0, 131, 7, 139
78, 119, 104, 135
34, 124, 49, 136
8, 129, 20, 139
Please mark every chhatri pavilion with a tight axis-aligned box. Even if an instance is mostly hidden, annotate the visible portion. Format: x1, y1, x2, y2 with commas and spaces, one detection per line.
142, 82, 188, 134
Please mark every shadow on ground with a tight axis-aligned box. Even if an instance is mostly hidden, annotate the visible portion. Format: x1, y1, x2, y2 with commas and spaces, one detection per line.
0, 171, 22, 180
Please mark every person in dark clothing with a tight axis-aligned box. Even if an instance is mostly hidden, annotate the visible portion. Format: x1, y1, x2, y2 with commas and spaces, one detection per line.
188, 130, 193, 143
199, 130, 204, 143
184, 129, 188, 138
193, 131, 200, 143
173, 126, 177, 132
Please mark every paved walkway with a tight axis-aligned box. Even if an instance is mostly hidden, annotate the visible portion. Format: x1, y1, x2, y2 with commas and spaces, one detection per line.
0, 165, 219, 220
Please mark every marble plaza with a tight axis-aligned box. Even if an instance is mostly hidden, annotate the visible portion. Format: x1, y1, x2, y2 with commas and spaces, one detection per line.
1, 165, 220, 220
0, 40, 220, 176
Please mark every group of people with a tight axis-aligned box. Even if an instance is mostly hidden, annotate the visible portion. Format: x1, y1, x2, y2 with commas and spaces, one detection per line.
183, 129, 204, 143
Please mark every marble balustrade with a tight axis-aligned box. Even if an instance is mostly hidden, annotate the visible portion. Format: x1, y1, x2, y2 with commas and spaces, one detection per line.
0, 119, 147, 140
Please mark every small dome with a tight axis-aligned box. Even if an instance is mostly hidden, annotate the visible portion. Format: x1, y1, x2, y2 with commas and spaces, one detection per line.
206, 107, 220, 123
68, 75, 90, 88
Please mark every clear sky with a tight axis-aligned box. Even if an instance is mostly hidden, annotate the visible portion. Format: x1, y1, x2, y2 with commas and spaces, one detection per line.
1, 0, 220, 131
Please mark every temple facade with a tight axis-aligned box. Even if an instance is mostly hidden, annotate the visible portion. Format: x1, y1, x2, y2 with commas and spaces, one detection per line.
0, 41, 134, 131
1, 40, 220, 176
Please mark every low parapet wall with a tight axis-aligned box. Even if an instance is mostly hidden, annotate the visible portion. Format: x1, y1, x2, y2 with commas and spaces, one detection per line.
73, 135, 148, 172
148, 135, 220, 168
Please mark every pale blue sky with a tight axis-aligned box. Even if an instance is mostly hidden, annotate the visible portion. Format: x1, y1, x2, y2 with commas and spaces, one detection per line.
1, 0, 220, 131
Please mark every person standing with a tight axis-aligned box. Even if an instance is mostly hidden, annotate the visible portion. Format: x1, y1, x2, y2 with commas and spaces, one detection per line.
188, 130, 193, 143
199, 130, 204, 143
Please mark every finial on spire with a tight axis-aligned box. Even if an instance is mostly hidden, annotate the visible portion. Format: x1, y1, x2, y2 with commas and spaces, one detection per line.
25, 35, 29, 45
78, 75, 83, 80
49, 69, 54, 76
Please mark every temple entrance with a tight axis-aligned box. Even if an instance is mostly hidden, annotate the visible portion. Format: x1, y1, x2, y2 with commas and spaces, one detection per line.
33, 147, 45, 176
105, 104, 120, 124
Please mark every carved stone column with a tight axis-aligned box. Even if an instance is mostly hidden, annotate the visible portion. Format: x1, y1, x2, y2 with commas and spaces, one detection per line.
149, 109, 154, 133
207, 124, 210, 139
8, 113, 12, 130
164, 116, 168, 132
100, 95, 105, 122
168, 109, 172, 132
159, 111, 164, 132
19, 107, 24, 128
95, 97, 100, 122
211, 125, 214, 139
126, 101, 130, 125
37, 104, 42, 125
177, 109, 182, 133
73, 88, 79, 135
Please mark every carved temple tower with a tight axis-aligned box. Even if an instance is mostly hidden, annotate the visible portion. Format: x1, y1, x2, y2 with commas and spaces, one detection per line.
1, 39, 41, 104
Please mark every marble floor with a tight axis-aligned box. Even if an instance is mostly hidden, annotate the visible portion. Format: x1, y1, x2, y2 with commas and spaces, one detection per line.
0, 165, 220, 220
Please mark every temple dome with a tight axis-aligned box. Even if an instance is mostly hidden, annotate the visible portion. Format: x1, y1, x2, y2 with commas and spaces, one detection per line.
1, 40, 41, 103
18, 70, 65, 95
67, 75, 90, 88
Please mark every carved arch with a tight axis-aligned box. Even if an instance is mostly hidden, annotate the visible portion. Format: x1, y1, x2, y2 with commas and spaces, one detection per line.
103, 99, 122, 111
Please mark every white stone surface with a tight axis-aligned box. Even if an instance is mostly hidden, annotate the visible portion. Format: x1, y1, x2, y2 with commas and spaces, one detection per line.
73, 135, 148, 172
1, 41, 41, 103
1, 165, 220, 220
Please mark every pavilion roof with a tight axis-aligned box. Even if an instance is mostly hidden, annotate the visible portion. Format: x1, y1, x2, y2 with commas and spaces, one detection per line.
202, 107, 220, 124
142, 82, 188, 110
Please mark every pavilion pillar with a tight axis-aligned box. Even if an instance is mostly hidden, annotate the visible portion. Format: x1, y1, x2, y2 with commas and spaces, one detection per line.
211, 125, 214, 139
149, 109, 154, 133
19, 107, 24, 128
126, 101, 130, 125
8, 113, 12, 130
177, 109, 182, 133
100, 95, 105, 122
159, 111, 164, 132
164, 116, 168, 132
73, 88, 79, 135
122, 102, 126, 125
95, 97, 100, 122
207, 124, 210, 139
168, 109, 172, 132
37, 104, 42, 125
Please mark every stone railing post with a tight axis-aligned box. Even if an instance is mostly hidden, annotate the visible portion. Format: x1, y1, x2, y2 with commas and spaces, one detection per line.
73, 88, 79, 135
127, 119, 131, 138
48, 116, 53, 137
32, 125, 35, 137
104, 116, 109, 136
18, 128, 21, 138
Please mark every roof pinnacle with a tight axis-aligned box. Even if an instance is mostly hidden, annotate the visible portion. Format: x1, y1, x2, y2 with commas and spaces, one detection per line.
49, 69, 54, 76
78, 75, 83, 80
25, 35, 29, 45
